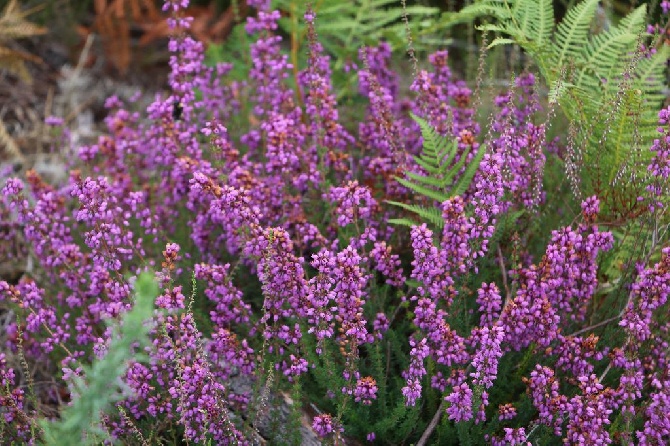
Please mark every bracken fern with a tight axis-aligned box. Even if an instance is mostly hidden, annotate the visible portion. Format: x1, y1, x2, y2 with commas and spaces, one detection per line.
447, 0, 670, 222
387, 113, 485, 230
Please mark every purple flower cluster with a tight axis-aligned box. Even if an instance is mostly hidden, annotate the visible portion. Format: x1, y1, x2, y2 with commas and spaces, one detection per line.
470, 324, 505, 389
327, 181, 377, 227
1, 0, 669, 444
410, 50, 477, 137
353, 376, 378, 405
0, 353, 31, 441
647, 106, 670, 211
165, 313, 244, 443
445, 382, 473, 422
620, 248, 670, 342
402, 337, 430, 406
299, 8, 354, 177
490, 73, 547, 210
312, 413, 337, 437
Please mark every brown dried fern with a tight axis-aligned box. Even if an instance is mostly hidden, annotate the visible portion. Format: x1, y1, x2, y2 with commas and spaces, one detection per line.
91, 0, 161, 73
0, 119, 23, 162
0, 0, 47, 84
0, 1, 46, 161
86, 0, 247, 75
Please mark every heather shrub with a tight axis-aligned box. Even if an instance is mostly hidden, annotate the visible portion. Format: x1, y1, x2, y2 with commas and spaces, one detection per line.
0, 0, 669, 445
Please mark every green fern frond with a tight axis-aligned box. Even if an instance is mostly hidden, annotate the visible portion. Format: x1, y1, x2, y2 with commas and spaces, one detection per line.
387, 217, 423, 228
409, 113, 475, 185
552, 0, 599, 69
455, 1, 514, 23
410, 113, 455, 168
272, 0, 439, 69
445, 0, 668, 221
617, 5, 647, 33
387, 201, 445, 229
487, 37, 517, 49
461, 0, 553, 50
405, 170, 448, 188
633, 44, 669, 106
451, 147, 486, 198
515, 0, 554, 47
388, 115, 485, 229
547, 78, 575, 105
533, 0, 554, 46
395, 176, 449, 203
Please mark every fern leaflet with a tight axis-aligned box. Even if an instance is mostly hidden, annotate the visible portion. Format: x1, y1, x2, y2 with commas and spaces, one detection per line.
388, 114, 485, 229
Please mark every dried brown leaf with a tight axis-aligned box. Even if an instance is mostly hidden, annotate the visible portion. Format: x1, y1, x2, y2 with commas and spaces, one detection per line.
0, 0, 47, 41
0, 0, 46, 83
0, 119, 24, 160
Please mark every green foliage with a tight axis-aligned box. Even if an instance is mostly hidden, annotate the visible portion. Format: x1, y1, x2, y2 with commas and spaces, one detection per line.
446, 0, 669, 221
273, 0, 440, 62
40, 272, 158, 446
204, 1, 442, 100
205, 21, 253, 82
267, 0, 444, 99
490, 209, 525, 246
388, 113, 485, 230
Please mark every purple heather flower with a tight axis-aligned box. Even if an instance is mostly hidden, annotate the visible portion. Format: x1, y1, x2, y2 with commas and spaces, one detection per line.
244, 227, 310, 327
163, 0, 189, 12
620, 248, 670, 341
0, 353, 30, 438
410, 224, 455, 304
525, 365, 566, 436
354, 377, 378, 405
490, 427, 529, 446
637, 373, 670, 444
402, 378, 423, 407
299, 11, 354, 177
155, 286, 186, 311
281, 355, 309, 381
313, 414, 335, 437
445, 382, 473, 422
165, 313, 245, 443
327, 181, 377, 226
410, 50, 477, 137
195, 263, 253, 327
646, 106, 670, 211
470, 324, 505, 389
370, 241, 406, 287
564, 374, 614, 445
372, 313, 390, 339
498, 403, 517, 420
476, 283, 503, 326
